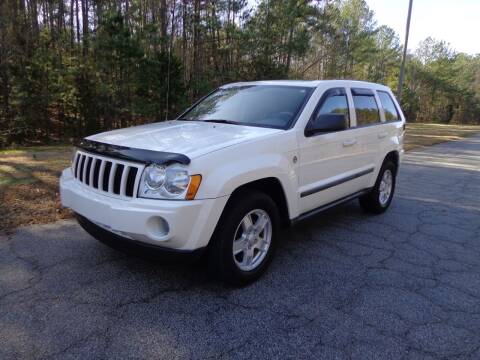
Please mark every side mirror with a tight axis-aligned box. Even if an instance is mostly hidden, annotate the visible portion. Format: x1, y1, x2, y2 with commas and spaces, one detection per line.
305, 113, 348, 136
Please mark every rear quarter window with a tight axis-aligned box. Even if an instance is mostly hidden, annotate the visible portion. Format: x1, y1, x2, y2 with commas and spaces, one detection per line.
378, 91, 400, 122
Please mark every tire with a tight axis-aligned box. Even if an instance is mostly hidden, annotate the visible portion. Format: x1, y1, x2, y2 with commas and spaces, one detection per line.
359, 160, 397, 214
208, 189, 280, 286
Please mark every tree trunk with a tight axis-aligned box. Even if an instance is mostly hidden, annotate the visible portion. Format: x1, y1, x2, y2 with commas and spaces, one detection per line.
192, 0, 200, 95
70, 0, 74, 50
160, 0, 167, 52
182, 0, 188, 85
81, 0, 89, 56
75, 0, 80, 43
286, 25, 294, 73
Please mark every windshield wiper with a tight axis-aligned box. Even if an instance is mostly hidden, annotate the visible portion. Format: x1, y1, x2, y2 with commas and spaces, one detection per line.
177, 118, 242, 125
202, 119, 240, 125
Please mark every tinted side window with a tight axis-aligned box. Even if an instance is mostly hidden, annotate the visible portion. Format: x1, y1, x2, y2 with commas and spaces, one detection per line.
352, 88, 380, 126
378, 91, 400, 121
316, 88, 350, 124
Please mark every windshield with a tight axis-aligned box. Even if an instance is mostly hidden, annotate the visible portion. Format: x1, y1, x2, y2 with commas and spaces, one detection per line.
178, 85, 313, 129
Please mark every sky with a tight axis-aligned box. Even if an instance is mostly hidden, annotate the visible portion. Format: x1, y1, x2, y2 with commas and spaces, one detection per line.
366, 0, 480, 55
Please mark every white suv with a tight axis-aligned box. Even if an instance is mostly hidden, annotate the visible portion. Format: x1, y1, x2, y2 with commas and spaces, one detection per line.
60, 80, 405, 284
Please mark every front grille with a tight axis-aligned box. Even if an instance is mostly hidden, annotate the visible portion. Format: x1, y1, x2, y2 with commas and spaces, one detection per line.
72, 150, 144, 199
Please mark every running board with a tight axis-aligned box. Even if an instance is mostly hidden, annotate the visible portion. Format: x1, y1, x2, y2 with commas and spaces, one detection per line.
291, 189, 371, 225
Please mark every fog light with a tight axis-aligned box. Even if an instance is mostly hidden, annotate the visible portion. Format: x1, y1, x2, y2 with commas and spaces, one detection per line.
146, 216, 169, 240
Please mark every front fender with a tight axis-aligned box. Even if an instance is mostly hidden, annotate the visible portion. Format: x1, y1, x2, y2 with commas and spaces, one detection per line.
190, 133, 300, 219
202, 154, 297, 217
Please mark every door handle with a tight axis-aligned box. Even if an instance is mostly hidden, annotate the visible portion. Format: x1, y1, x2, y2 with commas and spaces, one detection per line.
378, 132, 388, 139
342, 139, 357, 147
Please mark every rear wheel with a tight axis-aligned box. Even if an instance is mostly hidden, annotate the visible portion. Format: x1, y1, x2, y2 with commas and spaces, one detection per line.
359, 161, 396, 214
208, 190, 279, 285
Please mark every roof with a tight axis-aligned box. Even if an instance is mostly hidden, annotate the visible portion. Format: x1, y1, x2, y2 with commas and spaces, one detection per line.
221, 79, 391, 91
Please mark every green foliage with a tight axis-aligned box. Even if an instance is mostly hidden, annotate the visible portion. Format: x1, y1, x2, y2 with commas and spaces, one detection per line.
243, 0, 315, 78
0, 0, 479, 147
134, 53, 185, 120
406, 38, 480, 123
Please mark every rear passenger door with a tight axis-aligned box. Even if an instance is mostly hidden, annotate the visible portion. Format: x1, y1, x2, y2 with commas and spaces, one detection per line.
347, 88, 383, 188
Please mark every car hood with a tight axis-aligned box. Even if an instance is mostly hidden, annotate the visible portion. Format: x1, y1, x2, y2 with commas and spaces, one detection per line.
86, 120, 282, 159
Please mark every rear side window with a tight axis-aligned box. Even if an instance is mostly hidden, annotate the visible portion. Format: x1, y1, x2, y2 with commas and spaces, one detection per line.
378, 91, 400, 121
352, 88, 380, 126
317, 88, 350, 124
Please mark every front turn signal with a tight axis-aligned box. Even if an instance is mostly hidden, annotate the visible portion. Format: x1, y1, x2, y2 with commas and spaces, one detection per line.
186, 175, 202, 200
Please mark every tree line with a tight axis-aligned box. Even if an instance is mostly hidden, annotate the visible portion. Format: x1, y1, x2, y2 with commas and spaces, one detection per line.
1, 0, 479, 147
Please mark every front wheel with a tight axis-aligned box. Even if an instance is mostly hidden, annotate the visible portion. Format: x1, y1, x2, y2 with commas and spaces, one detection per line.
359, 161, 397, 214
208, 190, 280, 285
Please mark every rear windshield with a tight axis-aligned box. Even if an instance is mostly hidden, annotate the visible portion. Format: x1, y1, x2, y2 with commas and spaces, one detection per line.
179, 85, 313, 129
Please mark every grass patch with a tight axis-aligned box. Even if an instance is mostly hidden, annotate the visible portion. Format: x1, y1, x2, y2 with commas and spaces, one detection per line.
0, 145, 71, 155
0, 178, 36, 186
404, 123, 480, 150
1, 123, 479, 233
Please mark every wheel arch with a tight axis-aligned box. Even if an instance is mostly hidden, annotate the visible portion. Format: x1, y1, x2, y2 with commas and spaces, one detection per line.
227, 177, 291, 228
384, 150, 400, 171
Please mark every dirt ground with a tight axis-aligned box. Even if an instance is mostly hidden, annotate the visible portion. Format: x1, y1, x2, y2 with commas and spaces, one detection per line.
1, 123, 479, 233
0, 147, 72, 233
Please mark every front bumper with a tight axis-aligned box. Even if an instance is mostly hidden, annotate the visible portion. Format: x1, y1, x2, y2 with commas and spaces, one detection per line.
60, 168, 229, 251
76, 214, 205, 261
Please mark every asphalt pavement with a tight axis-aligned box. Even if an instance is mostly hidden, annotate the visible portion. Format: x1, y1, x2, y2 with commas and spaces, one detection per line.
1, 134, 480, 359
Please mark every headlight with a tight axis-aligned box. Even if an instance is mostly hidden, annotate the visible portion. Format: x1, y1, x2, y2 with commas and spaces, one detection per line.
164, 167, 190, 194
145, 164, 166, 190
139, 164, 202, 200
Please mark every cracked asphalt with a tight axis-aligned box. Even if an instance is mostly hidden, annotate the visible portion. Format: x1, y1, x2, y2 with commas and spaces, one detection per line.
1, 135, 480, 359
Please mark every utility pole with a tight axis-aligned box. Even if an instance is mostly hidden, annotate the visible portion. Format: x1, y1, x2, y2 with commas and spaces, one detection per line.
397, 0, 413, 102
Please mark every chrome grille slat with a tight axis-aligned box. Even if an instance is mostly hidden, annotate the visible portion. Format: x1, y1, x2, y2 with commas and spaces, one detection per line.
78, 155, 86, 181
85, 157, 93, 185
92, 159, 101, 189
77, 155, 84, 179
72, 150, 144, 199
120, 166, 129, 196
82, 155, 88, 183
89, 158, 96, 186
98, 160, 106, 190
133, 166, 142, 198
108, 163, 117, 193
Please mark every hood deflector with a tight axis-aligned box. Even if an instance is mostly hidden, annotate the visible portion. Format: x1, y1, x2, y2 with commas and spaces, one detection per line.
76, 139, 191, 165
